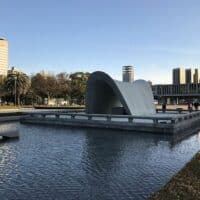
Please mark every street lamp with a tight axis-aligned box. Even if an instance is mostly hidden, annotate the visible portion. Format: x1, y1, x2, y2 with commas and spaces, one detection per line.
14, 76, 17, 106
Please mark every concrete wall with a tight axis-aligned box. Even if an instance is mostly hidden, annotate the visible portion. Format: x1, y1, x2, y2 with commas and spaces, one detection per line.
86, 71, 156, 115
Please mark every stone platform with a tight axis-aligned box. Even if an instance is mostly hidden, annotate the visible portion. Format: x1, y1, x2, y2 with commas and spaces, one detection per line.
0, 130, 19, 139
21, 111, 200, 136
0, 118, 20, 140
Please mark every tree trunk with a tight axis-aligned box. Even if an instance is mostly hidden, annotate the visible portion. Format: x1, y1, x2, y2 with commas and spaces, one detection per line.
17, 95, 20, 106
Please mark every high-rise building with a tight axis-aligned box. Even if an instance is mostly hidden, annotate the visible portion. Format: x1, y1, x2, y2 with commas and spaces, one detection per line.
193, 68, 200, 83
185, 68, 195, 84
122, 66, 134, 82
172, 68, 186, 84
0, 38, 8, 76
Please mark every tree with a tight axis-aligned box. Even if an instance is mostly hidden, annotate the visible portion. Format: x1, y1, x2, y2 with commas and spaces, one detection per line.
4, 72, 30, 105
23, 88, 40, 105
31, 73, 47, 100
56, 72, 70, 99
30, 71, 90, 105
69, 72, 90, 105
31, 73, 58, 104
0, 75, 6, 99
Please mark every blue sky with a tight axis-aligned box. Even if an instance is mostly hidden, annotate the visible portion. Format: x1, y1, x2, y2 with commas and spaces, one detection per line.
1, 0, 200, 83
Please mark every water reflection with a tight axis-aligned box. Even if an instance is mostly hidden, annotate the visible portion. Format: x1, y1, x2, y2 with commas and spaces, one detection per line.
80, 129, 200, 199
0, 123, 20, 191
0, 123, 199, 200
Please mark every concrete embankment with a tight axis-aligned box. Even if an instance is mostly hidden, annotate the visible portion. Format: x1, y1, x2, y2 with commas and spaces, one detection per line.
21, 111, 200, 136
149, 151, 200, 200
0, 117, 20, 139
0, 129, 19, 139
0, 112, 27, 122
0, 116, 22, 122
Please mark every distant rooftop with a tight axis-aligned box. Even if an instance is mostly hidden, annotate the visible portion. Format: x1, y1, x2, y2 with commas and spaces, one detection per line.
0, 38, 6, 40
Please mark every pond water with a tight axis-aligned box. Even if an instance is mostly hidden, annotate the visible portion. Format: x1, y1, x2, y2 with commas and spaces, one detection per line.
0, 122, 200, 200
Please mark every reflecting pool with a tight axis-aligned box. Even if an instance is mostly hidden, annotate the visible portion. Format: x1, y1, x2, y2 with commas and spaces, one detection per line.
0, 122, 200, 199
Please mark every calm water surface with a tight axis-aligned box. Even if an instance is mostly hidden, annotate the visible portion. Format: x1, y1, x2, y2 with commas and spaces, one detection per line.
0, 122, 200, 200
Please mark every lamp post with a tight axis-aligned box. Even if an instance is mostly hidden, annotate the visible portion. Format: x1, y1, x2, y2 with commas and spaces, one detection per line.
14, 76, 17, 106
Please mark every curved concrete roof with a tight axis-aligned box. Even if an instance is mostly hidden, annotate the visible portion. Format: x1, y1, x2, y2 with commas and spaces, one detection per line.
86, 71, 155, 115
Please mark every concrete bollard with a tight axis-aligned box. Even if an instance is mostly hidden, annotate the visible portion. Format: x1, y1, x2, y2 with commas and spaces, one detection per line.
107, 115, 111, 122
128, 117, 133, 123
171, 119, 176, 124
71, 114, 75, 119
41, 114, 46, 118
55, 114, 60, 119
88, 115, 92, 120
153, 119, 158, 124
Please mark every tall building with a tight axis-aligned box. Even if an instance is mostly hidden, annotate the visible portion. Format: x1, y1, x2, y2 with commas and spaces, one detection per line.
172, 68, 186, 84
193, 68, 200, 83
122, 66, 134, 82
185, 68, 195, 84
0, 38, 8, 76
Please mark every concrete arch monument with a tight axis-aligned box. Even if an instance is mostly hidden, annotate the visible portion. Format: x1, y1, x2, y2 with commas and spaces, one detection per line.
86, 71, 155, 115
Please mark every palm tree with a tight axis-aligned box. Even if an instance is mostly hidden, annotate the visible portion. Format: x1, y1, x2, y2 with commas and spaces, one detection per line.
5, 72, 30, 105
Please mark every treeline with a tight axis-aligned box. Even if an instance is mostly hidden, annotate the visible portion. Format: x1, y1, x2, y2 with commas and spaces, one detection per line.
0, 71, 90, 105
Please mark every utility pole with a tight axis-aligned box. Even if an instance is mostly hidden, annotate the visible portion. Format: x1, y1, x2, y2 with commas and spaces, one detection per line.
14, 76, 17, 106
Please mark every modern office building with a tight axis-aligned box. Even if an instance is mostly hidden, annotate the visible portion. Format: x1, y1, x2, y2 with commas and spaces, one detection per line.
193, 68, 200, 83
172, 68, 186, 84
185, 68, 195, 84
0, 38, 8, 76
122, 66, 134, 82
173, 67, 200, 84
152, 83, 200, 104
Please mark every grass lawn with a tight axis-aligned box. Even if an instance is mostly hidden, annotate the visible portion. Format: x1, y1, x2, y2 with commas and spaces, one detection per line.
149, 151, 200, 200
